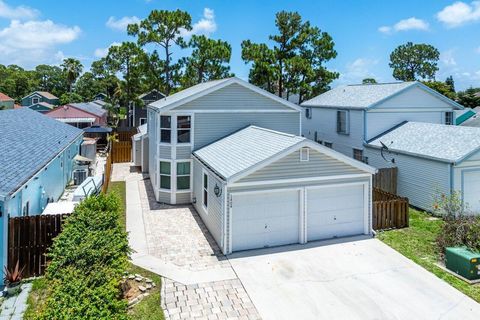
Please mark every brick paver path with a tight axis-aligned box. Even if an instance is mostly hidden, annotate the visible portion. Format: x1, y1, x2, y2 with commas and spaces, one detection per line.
136, 176, 261, 319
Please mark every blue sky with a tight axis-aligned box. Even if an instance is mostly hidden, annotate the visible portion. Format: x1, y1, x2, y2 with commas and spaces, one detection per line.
1, 0, 480, 90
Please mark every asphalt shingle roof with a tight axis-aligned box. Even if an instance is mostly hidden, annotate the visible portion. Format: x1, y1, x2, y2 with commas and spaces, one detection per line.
0, 92, 13, 101
0, 108, 83, 197
302, 82, 417, 109
367, 122, 480, 163
193, 126, 305, 180
69, 102, 107, 117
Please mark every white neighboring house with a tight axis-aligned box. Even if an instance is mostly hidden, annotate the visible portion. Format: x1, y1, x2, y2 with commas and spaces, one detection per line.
365, 122, 480, 213
301, 81, 464, 162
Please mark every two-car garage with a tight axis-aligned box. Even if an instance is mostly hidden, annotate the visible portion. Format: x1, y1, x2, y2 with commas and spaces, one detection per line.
230, 183, 368, 252
192, 126, 377, 255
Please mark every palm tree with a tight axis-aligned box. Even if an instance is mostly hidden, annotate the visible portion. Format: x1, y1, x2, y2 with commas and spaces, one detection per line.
61, 58, 83, 92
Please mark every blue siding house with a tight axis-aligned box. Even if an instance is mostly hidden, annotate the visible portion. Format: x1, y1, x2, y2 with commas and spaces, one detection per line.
0, 108, 83, 271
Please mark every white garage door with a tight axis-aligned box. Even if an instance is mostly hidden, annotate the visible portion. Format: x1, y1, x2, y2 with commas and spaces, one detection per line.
307, 184, 365, 241
231, 190, 300, 252
463, 170, 480, 212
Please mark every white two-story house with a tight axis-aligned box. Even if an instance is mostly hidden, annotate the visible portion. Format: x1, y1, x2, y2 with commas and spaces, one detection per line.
301, 81, 464, 162
145, 77, 377, 254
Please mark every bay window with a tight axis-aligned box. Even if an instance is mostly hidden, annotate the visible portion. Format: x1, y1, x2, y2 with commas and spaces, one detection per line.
159, 161, 171, 189
176, 162, 191, 190
177, 116, 191, 143
160, 116, 171, 143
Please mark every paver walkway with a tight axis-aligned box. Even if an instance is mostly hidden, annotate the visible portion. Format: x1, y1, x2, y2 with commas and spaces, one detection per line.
118, 163, 261, 320
0, 283, 32, 319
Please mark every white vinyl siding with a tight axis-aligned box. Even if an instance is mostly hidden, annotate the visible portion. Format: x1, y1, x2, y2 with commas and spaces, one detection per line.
157, 191, 171, 203
364, 146, 450, 210
236, 148, 364, 184
176, 192, 191, 204
302, 108, 364, 157
159, 145, 171, 159
194, 112, 300, 149
192, 158, 224, 246
175, 83, 295, 112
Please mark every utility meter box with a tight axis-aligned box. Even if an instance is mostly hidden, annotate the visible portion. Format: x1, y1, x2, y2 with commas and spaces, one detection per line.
445, 247, 480, 281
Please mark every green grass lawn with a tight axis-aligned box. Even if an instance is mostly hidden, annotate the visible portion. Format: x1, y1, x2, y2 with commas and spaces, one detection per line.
108, 181, 165, 320
377, 208, 480, 302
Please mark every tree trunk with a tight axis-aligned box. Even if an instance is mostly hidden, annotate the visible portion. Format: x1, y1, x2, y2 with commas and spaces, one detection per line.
165, 44, 171, 95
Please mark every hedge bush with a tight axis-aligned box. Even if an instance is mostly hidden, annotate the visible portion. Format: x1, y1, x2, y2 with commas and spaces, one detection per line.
36, 193, 130, 319
437, 215, 480, 255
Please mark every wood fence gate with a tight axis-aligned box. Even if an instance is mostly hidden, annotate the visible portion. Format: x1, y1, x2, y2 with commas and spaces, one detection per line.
373, 167, 397, 194
372, 188, 409, 230
8, 214, 69, 278
111, 141, 132, 163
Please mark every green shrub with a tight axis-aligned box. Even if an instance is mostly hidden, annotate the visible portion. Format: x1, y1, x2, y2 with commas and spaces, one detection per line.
37, 193, 130, 319
434, 191, 480, 255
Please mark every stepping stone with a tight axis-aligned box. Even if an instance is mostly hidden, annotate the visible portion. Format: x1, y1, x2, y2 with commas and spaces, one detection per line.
138, 286, 146, 292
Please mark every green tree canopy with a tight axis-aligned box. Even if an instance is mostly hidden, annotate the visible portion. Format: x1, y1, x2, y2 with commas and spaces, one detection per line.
422, 81, 457, 100
457, 87, 480, 109
389, 42, 439, 81
128, 9, 192, 95
180, 35, 233, 87
241, 11, 338, 103
362, 78, 377, 84
61, 58, 83, 92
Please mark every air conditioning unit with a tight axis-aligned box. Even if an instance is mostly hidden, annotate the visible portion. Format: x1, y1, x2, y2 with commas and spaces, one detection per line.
73, 169, 88, 185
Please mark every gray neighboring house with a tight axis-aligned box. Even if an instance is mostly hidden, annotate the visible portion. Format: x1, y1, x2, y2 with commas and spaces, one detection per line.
301, 81, 463, 161
146, 77, 377, 253
365, 122, 480, 213
193, 126, 376, 254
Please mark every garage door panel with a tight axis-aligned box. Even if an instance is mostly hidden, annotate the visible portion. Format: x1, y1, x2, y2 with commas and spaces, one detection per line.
464, 170, 480, 212
307, 184, 365, 241
232, 190, 300, 252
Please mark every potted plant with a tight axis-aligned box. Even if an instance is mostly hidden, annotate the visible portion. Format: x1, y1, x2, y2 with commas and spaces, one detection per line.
3, 261, 25, 296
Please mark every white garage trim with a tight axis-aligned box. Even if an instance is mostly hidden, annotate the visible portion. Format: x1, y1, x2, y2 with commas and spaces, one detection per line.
461, 168, 480, 211
305, 181, 370, 240
229, 173, 372, 188
228, 187, 303, 254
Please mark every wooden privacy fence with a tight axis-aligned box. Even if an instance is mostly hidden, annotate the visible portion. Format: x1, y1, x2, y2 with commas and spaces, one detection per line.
102, 152, 112, 193
116, 130, 136, 142
373, 167, 397, 195
372, 188, 409, 231
111, 141, 132, 163
8, 214, 70, 278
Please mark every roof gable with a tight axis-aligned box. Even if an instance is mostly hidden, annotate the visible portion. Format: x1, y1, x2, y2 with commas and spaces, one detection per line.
302, 81, 463, 110
149, 77, 301, 113
193, 126, 375, 183
23, 91, 59, 100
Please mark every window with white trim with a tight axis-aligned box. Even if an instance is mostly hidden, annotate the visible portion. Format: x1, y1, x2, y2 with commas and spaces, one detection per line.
300, 147, 309, 162
353, 148, 363, 161
336, 110, 349, 134
160, 116, 171, 143
305, 107, 312, 119
177, 116, 191, 143
445, 112, 454, 125
176, 162, 190, 190
139, 118, 147, 125
203, 172, 208, 209
32, 97, 40, 104
159, 161, 171, 190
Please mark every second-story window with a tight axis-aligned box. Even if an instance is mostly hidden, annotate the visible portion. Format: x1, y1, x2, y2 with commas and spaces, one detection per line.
32, 97, 40, 104
305, 107, 312, 119
177, 116, 191, 143
160, 116, 171, 143
336, 110, 349, 134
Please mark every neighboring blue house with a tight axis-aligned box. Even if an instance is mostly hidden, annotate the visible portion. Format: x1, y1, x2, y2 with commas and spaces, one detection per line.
0, 108, 83, 271
21, 91, 60, 112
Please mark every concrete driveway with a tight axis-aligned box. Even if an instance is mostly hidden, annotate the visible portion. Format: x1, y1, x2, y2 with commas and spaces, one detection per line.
229, 236, 480, 320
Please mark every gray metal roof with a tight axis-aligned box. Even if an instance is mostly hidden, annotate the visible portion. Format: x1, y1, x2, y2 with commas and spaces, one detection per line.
302, 82, 415, 109
366, 122, 480, 163
0, 108, 83, 197
193, 126, 305, 180
460, 113, 480, 128
69, 102, 107, 117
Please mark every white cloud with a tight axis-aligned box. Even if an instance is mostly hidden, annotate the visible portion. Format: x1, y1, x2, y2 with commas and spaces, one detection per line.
0, 20, 81, 66
180, 8, 217, 38
437, 1, 480, 27
0, 0, 39, 20
106, 16, 140, 31
339, 58, 379, 83
94, 42, 121, 58
441, 49, 457, 66
379, 17, 429, 34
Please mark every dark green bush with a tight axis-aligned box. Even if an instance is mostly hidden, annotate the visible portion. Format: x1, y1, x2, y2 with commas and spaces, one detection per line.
437, 215, 480, 255
36, 193, 130, 319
